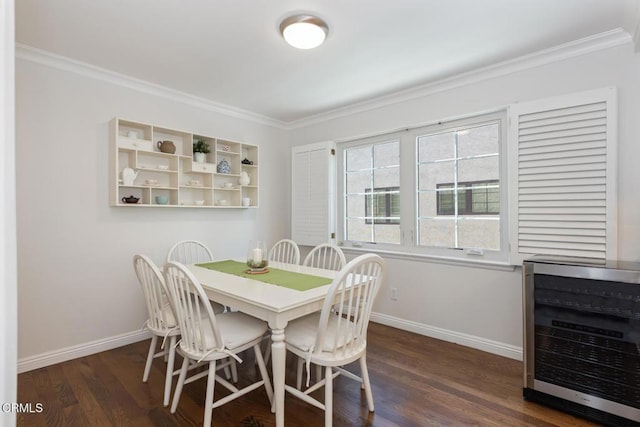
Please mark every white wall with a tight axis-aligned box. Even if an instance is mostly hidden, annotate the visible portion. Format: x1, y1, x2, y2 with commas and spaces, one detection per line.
1, 0, 17, 421
15, 57, 290, 368
290, 42, 640, 358
16, 39, 640, 368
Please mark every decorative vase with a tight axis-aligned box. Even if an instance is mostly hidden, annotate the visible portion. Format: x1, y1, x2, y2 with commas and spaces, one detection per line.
157, 140, 176, 154
217, 159, 231, 174
239, 171, 250, 186
194, 152, 206, 163
247, 240, 268, 271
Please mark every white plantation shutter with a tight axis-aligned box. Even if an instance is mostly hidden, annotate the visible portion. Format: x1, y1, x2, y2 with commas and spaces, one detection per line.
291, 141, 336, 246
509, 87, 617, 264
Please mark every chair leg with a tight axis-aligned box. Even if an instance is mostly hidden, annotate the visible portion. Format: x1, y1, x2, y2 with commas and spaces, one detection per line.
264, 340, 271, 365
360, 355, 375, 412
221, 346, 236, 382
315, 364, 322, 385
230, 359, 238, 383
296, 357, 304, 390
170, 357, 189, 413
203, 361, 217, 427
253, 344, 274, 404
143, 335, 158, 382
163, 336, 176, 407
325, 366, 333, 427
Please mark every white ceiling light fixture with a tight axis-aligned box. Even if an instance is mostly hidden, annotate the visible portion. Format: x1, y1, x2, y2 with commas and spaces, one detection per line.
279, 14, 329, 49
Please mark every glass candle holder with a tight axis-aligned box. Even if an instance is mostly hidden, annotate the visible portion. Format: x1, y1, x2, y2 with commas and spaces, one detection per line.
247, 240, 268, 271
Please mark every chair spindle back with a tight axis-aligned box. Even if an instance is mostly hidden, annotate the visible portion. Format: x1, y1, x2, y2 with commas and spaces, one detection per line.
133, 254, 173, 333
303, 243, 346, 271
167, 240, 214, 265
268, 239, 300, 264
163, 261, 223, 356
315, 254, 384, 359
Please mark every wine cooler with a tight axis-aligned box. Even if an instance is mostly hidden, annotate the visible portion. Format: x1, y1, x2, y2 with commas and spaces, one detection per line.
523, 255, 640, 426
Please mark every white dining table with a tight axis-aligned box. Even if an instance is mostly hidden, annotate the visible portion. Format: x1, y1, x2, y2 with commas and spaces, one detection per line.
187, 260, 338, 427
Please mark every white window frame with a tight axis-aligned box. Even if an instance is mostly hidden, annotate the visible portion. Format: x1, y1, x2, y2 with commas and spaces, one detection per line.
340, 134, 403, 247
337, 110, 510, 265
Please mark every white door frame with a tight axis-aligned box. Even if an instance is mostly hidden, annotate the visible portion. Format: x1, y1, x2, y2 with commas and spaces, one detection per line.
1, 0, 17, 423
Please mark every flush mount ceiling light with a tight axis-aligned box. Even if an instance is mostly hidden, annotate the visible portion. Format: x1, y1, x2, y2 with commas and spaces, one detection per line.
279, 14, 329, 49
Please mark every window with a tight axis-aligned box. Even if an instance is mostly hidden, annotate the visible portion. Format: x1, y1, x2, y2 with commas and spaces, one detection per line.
343, 140, 400, 244
338, 111, 508, 263
365, 187, 400, 224
311, 89, 615, 265
417, 122, 502, 251
436, 180, 499, 215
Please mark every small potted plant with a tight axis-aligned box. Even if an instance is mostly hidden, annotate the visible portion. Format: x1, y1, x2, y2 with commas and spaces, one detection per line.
193, 140, 210, 163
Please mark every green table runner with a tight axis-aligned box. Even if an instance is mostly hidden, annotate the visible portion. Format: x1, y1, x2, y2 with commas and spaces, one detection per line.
196, 260, 333, 291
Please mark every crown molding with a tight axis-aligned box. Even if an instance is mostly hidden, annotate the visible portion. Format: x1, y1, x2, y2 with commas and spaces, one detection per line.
15, 28, 633, 131
286, 29, 632, 129
15, 44, 288, 130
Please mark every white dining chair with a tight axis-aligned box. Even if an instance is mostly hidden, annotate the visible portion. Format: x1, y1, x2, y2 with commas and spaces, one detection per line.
268, 239, 300, 265
302, 243, 346, 271
261, 239, 303, 365
166, 240, 214, 265
163, 261, 273, 426
284, 253, 385, 427
166, 240, 228, 313
133, 254, 181, 407
166, 239, 235, 380
301, 243, 348, 382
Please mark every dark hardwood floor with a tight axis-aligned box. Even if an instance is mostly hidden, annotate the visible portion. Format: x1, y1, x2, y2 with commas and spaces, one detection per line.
17, 323, 599, 426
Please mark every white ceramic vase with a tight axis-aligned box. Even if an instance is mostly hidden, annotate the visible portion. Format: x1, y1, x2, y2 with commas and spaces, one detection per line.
239, 171, 250, 186
194, 152, 206, 163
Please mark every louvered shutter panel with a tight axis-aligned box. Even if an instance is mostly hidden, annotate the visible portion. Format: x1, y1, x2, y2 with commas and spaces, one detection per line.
509, 87, 617, 264
291, 142, 336, 246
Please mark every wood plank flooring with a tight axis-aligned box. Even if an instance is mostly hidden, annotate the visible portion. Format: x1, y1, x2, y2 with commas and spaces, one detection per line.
17, 323, 600, 426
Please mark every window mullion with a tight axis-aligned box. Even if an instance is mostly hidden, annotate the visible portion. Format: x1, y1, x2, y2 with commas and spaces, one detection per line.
369, 145, 375, 242
453, 132, 460, 247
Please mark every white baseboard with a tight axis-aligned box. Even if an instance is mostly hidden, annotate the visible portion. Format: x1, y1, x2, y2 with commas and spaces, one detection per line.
370, 312, 523, 361
18, 329, 152, 374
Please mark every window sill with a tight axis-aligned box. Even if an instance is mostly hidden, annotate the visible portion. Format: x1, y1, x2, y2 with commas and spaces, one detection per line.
339, 246, 517, 272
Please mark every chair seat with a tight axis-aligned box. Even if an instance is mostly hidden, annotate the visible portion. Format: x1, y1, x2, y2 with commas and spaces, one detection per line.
218, 312, 269, 349
146, 303, 180, 336
147, 300, 226, 335
179, 312, 268, 361
286, 313, 365, 364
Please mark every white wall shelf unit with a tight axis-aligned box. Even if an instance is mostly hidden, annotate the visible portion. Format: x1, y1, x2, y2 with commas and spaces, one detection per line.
108, 118, 259, 208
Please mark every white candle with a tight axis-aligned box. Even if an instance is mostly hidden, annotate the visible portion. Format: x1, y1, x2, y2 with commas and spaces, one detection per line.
251, 247, 263, 263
